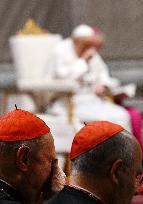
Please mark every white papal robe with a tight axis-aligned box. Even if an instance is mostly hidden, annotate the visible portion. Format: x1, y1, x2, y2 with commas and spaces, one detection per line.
50, 38, 131, 131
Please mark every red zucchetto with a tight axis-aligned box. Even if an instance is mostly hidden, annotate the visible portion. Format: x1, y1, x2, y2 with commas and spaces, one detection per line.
70, 121, 124, 160
0, 109, 50, 141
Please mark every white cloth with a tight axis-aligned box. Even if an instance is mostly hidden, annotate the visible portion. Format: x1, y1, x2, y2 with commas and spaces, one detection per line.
50, 38, 131, 131
73, 93, 131, 131
53, 38, 119, 89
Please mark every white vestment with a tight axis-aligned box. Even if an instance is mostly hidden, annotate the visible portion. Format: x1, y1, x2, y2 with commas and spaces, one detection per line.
51, 38, 131, 131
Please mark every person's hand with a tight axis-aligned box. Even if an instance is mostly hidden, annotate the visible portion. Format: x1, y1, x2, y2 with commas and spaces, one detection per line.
42, 159, 66, 201
50, 159, 66, 193
81, 47, 96, 62
95, 85, 111, 97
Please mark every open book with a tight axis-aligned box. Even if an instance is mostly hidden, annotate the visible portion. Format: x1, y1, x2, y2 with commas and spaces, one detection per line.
111, 83, 136, 98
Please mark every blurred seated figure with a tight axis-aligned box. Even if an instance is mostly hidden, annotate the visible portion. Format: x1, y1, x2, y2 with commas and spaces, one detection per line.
49, 24, 131, 131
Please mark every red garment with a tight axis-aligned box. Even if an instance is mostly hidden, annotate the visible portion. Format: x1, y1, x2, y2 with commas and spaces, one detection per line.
131, 195, 143, 204
125, 106, 143, 152
138, 184, 143, 195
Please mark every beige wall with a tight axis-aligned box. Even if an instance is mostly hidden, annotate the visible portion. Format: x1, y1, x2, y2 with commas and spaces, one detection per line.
0, 0, 143, 61
70, 0, 143, 60
0, 0, 73, 62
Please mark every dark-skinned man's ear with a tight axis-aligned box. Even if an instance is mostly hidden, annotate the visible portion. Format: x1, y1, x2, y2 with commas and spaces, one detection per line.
16, 145, 30, 172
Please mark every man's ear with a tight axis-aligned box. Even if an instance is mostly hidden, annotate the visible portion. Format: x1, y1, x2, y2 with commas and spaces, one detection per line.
16, 145, 30, 172
110, 159, 122, 184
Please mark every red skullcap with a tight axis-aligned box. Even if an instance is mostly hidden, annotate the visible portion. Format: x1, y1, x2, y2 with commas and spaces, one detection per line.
0, 109, 50, 141
70, 121, 124, 160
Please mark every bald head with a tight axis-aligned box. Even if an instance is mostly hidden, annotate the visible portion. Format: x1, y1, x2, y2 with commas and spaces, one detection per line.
0, 109, 65, 203
71, 130, 141, 176
71, 130, 142, 204
0, 133, 54, 177
0, 132, 57, 203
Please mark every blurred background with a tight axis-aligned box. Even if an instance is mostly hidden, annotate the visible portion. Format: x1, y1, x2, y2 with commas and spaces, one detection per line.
0, 0, 143, 61
0, 0, 143, 113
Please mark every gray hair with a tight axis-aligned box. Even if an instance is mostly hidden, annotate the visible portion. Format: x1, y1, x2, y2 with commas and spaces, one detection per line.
0, 135, 49, 177
71, 130, 135, 177
0, 136, 45, 158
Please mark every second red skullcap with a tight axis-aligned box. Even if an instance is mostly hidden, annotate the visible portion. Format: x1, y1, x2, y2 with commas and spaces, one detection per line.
0, 109, 50, 141
70, 121, 124, 160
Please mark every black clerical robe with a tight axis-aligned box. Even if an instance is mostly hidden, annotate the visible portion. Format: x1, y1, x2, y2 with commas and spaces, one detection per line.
0, 180, 22, 204
46, 185, 103, 204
